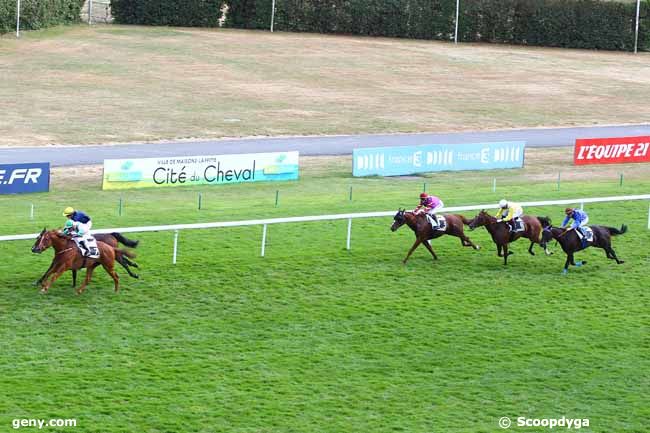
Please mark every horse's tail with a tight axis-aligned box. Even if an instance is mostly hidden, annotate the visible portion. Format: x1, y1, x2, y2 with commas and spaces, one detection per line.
605, 224, 628, 236
537, 216, 552, 228
111, 232, 139, 248
457, 215, 472, 225
117, 248, 137, 259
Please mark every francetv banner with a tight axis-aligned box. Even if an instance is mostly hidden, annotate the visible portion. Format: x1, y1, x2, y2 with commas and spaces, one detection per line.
574, 136, 650, 165
0, 163, 50, 194
102, 152, 299, 190
352, 142, 525, 177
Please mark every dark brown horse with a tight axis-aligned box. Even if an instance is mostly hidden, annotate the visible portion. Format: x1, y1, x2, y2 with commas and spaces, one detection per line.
31, 229, 138, 294
34, 232, 139, 287
391, 209, 480, 264
468, 211, 551, 265
540, 223, 627, 274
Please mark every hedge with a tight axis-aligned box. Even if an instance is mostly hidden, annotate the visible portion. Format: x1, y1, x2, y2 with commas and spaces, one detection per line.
225, 0, 650, 51
110, 0, 223, 27
0, 0, 85, 34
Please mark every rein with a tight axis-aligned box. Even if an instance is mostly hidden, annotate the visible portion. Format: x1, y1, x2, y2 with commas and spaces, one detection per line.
56, 247, 75, 255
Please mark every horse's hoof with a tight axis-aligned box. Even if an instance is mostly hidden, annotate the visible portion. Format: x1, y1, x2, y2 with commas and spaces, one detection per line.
475, 245, 481, 250
39, 289, 48, 294
575, 261, 582, 267
562, 269, 568, 275
618, 260, 624, 264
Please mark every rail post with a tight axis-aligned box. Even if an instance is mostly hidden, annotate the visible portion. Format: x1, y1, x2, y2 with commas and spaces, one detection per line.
172, 230, 179, 264
261, 224, 268, 257
346, 218, 352, 250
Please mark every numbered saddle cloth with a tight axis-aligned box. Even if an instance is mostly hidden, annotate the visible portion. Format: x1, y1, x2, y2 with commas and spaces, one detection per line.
75, 236, 100, 259
513, 218, 525, 233
426, 215, 446, 231
579, 226, 594, 242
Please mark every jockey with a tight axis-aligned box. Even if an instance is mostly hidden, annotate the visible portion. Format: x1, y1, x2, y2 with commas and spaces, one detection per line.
496, 199, 523, 232
63, 207, 94, 256
562, 207, 589, 238
414, 192, 444, 227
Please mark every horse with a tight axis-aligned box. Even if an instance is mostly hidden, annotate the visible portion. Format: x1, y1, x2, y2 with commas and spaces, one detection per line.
31, 229, 138, 294
34, 232, 139, 287
539, 223, 627, 274
467, 210, 551, 265
390, 209, 480, 264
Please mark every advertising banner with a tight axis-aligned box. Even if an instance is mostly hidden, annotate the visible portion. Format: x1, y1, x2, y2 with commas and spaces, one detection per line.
103, 152, 299, 190
0, 163, 50, 194
352, 142, 525, 177
574, 136, 650, 165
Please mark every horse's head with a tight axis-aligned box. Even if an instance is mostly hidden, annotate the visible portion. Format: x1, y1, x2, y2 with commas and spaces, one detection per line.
469, 210, 491, 230
391, 208, 407, 232
31, 228, 51, 254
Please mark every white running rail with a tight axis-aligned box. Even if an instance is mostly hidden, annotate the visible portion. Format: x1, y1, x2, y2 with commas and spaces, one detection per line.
2, 194, 649, 263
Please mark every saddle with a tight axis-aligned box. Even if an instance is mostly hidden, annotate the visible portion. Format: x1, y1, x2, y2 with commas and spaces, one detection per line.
426, 214, 447, 231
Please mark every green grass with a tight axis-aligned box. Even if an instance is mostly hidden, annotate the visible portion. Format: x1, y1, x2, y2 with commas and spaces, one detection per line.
1, 24, 650, 146
0, 159, 648, 432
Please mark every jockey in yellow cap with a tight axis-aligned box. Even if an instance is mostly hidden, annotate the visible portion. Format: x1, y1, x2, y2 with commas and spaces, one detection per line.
62, 207, 95, 256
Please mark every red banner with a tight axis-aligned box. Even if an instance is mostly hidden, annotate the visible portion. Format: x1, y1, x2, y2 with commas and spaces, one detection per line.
574, 136, 650, 165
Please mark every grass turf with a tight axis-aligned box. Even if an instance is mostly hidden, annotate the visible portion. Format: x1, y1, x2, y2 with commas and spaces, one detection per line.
0, 158, 648, 432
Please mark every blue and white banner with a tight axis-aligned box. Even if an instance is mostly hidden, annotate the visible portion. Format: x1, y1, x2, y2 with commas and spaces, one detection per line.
352, 141, 525, 176
0, 163, 50, 194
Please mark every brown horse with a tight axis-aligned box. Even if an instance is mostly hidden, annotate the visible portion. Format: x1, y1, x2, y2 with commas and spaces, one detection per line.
391, 209, 480, 264
468, 211, 551, 265
31, 229, 137, 294
34, 232, 139, 287
540, 223, 627, 274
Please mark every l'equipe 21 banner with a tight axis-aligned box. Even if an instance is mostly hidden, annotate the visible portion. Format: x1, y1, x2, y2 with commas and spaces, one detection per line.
352, 142, 525, 177
102, 152, 299, 190
574, 136, 650, 165
0, 163, 50, 194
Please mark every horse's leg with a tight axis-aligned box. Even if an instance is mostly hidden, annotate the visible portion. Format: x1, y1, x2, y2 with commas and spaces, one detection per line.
118, 257, 139, 279
104, 263, 120, 292
422, 240, 438, 261
41, 264, 66, 293
403, 239, 422, 264
35, 261, 56, 287
528, 241, 535, 256
497, 244, 503, 257
72, 269, 77, 288
562, 253, 572, 274
605, 246, 624, 264
76, 265, 97, 295
459, 234, 480, 250
503, 244, 509, 265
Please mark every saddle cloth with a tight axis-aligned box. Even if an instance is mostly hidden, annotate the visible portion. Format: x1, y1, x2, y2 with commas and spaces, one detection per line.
426, 215, 447, 231
577, 226, 594, 242
74, 236, 100, 259
512, 218, 525, 233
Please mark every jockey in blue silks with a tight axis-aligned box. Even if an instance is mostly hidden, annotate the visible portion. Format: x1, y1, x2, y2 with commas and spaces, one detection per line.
562, 207, 589, 238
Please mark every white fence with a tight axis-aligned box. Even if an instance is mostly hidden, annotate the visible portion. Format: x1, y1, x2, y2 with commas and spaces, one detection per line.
1, 194, 649, 263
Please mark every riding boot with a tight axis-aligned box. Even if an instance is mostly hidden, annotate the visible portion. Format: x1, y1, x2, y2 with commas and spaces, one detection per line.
79, 240, 89, 257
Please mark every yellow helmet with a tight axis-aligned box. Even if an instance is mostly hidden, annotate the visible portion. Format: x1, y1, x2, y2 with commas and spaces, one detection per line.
63, 207, 75, 216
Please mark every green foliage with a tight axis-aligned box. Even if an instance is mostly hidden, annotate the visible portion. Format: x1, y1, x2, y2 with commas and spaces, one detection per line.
0, 0, 84, 34
225, 0, 650, 51
110, 0, 224, 27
